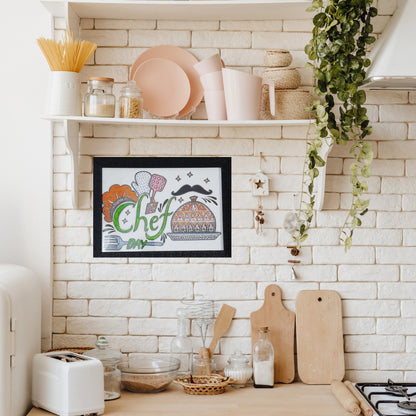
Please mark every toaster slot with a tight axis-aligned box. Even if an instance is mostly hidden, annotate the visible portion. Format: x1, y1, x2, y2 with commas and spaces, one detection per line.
50, 353, 89, 362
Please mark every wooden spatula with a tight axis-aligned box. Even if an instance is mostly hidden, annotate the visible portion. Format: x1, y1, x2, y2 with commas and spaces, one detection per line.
208, 304, 236, 357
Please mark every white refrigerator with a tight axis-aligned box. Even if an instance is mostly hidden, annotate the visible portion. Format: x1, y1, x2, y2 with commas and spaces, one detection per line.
0, 264, 41, 416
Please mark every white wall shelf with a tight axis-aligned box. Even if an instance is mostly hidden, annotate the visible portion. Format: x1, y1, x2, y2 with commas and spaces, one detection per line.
42, 0, 312, 23
42, 116, 329, 211
44, 115, 311, 127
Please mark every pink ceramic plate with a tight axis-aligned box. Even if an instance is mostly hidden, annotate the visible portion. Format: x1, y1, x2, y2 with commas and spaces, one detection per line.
133, 58, 191, 118
130, 45, 203, 117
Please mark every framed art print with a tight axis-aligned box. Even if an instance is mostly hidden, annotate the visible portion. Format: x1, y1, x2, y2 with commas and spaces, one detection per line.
93, 157, 231, 257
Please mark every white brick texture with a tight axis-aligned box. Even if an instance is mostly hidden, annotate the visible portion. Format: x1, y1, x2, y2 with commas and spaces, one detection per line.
50, 13, 416, 379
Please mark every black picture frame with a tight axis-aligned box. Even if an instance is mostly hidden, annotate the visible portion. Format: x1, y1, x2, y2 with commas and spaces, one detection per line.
93, 157, 231, 258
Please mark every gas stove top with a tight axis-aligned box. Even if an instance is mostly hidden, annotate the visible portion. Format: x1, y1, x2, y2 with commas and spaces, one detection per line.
356, 380, 416, 416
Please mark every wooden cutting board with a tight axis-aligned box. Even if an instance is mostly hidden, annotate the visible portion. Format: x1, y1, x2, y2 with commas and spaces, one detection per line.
296, 290, 345, 385
250, 284, 295, 383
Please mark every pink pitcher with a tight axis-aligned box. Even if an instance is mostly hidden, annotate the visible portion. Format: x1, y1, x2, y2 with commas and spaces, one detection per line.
222, 68, 262, 121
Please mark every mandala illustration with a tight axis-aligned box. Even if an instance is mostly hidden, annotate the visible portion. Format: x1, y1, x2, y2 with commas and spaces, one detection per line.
167, 196, 221, 241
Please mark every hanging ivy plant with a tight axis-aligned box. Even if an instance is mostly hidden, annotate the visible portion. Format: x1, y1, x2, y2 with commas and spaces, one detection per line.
293, 0, 377, 251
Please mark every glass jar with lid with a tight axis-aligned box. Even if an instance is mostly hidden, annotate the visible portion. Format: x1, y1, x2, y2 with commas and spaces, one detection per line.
84, 336, 122, 400
224, 350, 252, 388
84, 77, 115, 118
252, 326, 274, 388
119, 80, 143, 119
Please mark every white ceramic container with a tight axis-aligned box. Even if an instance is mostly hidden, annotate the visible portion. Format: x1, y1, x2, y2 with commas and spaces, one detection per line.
47, 71, 81, 116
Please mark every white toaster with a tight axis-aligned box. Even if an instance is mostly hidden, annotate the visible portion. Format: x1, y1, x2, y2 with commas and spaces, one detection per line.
32, 351, 105, 416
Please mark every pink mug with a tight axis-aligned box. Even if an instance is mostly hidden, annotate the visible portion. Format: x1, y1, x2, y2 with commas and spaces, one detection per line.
204, 90, 227, 121
194, 54, 224, 77
200, 71, 224, 91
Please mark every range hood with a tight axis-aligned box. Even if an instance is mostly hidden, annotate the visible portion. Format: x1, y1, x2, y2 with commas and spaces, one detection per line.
364, 0, 416, 90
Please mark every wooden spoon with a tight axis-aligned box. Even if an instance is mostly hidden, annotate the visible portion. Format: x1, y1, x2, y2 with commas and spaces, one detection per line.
208, 304, 236, 357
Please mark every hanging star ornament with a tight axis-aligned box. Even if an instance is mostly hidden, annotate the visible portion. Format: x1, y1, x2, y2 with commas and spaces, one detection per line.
250, 171, 269, 196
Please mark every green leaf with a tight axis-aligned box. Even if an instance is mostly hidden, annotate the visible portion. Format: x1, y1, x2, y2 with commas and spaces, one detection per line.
313, 12, 326, 27
356, 90, 366, 105
361, 165, 371, 178
315, 155, 326, 167
316, 105, 326, 119
344, 237, 352, 251
349, 163, 358, 175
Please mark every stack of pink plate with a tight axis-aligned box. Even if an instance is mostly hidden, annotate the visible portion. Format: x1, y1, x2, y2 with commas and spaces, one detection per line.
130, 45, 204, 119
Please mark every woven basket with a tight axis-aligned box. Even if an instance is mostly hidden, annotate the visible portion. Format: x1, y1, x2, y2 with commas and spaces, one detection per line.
264, 49, 293, 67
260, 85, 315, 120
262, 67, 301, 89
173, 375, 233, 395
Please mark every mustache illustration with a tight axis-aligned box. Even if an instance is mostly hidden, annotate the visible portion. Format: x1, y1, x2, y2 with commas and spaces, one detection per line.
171, 184, 213, 196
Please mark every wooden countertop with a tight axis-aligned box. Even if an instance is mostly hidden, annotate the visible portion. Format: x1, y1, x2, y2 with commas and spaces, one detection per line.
27, 383, 352, 416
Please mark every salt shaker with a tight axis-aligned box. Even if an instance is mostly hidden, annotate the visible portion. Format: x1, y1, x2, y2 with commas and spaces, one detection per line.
224, 350, 252, 388
253, 326, 274, 388
84, 336, 122, 400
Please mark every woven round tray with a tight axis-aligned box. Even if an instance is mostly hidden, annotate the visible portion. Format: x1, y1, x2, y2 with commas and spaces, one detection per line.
264, 49, 293, 67
173, 375, 233, 395
262, 67, 301, 89
260, 85, 315, 120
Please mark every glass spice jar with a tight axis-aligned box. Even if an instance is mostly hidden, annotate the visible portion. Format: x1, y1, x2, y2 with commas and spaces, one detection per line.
84, 336, 122, 400
253, 326, 274, 388
192, 354, 216, 376
224, 350, 252, 388
84, 77, 115, 118
119, 80, 143, 119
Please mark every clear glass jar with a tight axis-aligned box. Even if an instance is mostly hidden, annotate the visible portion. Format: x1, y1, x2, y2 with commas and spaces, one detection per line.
224, 350, 252, 388
192, 354, 216, 376
84, 77, 115, 117
84, 336, 122, 400
119, 80, 143, 118
253, 326, 274, 388
170, 308, 193, 376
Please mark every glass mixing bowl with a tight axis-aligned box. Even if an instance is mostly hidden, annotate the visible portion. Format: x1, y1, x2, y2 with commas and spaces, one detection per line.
120, 356, 180, 393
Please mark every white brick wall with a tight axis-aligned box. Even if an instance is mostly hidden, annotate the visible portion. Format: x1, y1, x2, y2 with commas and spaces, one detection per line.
51, 11, 416, 380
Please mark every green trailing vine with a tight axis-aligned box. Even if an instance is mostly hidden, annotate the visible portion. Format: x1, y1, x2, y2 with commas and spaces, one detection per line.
293, 0, 377, 251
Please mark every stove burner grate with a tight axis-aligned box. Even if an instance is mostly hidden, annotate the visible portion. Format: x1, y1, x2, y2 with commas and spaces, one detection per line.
398, 402, 416, 412
387, 379, 411, 400
356, 382, 416, 416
